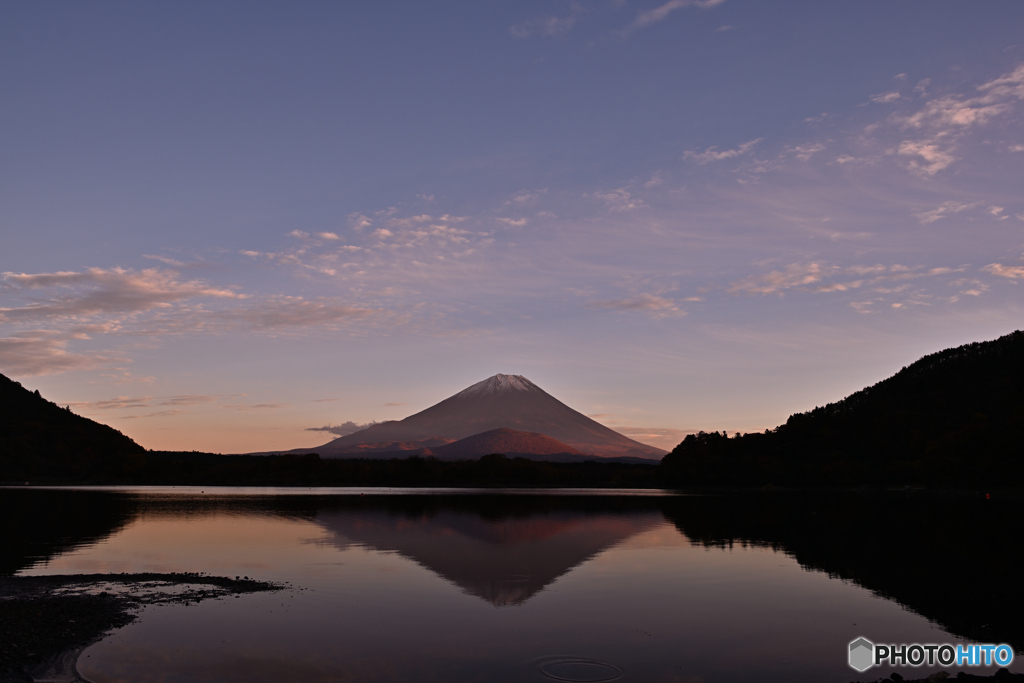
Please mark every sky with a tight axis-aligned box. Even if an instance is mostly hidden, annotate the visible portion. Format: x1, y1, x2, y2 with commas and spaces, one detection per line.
2, 1, 1024, 454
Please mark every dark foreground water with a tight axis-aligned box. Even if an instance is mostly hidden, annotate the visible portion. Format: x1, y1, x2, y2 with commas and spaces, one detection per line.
2, 487, 1022, 682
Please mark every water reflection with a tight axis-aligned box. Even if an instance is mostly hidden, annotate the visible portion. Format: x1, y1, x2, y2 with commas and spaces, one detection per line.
662, 491, 1024, 651
0, 488, 137, 575
316, 502, 662, 606
5, 487, 1024, 660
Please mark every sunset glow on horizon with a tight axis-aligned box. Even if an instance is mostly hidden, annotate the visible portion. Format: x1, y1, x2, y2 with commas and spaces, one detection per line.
3, 1, 1024, 453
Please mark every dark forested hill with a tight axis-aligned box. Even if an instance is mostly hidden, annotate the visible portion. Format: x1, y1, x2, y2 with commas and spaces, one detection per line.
660, 330, 1024, 487
0, 374, 145, 482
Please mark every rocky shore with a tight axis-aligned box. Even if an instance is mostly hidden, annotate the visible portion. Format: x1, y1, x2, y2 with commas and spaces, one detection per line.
0, 572, 282, 683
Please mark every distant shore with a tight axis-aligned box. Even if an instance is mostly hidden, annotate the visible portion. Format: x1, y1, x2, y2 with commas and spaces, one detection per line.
1, 451, 662, 488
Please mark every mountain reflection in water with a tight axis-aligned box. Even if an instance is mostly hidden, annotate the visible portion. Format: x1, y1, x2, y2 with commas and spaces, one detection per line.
316, 506, 662, 606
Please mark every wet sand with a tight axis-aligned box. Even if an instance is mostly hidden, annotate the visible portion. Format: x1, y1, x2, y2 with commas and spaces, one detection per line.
0, 573, 282, 683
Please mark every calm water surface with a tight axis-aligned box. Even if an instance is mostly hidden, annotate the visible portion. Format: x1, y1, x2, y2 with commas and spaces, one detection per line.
5, 487, 1022, 682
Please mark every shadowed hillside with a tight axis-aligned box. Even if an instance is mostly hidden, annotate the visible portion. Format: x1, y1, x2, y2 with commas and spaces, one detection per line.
660, 330, 1024, 487
0, 374, 146, 482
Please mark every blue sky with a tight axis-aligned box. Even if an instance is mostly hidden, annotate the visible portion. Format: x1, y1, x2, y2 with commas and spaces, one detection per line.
2, 1, 1024, 453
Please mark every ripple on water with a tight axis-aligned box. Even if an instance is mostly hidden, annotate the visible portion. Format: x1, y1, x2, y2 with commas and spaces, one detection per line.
533, 656, 623, 682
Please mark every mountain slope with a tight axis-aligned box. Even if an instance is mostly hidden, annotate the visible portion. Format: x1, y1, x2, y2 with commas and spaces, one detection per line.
427, 428, 582, 460
0, 374, 146, 481
660, 330, 1024, 486
311, 374, 665, 459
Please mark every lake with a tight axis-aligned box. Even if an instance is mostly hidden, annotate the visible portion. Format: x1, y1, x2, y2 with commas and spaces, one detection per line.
3, 487, 1022, 682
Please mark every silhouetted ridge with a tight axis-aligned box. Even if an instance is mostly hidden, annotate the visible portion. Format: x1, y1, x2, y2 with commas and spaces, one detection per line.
660, 330, 1024, 487
0, 373, 145, 482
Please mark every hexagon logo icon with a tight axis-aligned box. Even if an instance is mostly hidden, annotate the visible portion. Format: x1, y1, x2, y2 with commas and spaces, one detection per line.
848, 637, 874, 672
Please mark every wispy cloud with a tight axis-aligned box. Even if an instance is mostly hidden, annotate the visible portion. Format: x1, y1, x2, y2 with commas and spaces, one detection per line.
728, 263, 823, 295
160, 395, 221, 406
897, 140, 957, 176
983, 262, 1024, 279
143, 254, 188, 267
510, 3, 584, 39
0, 263, 399, 377
0, 330, 113, 377
788, 143, 827, 162
683, 64, 1024, 192
1, 264, 388, 335
68, 396, 152, 410
871, 91, 902, 104
627, 0, 727, 32
306, 421, 377, 437
727, 263, 971, 300
899, 76, 1020, 130
222, 297, 380, 330
914, 200, 980, 225
590, 293, 684, 317
585, 188, 644, 211
503, 190, 546, 207
0, 268, 242, 322
118, 409, 186, 420
890, 64, 1024, 177
684, 138, 761, 163
222, 403, 288, 411
348, 213, 373, 230
67, 394, 221, 411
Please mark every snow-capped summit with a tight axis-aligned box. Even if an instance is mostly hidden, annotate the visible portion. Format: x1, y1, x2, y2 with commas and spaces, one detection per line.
456, 374, 540, 397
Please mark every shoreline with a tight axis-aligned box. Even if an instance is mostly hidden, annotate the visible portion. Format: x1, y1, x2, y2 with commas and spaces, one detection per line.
0, 573, 283, 683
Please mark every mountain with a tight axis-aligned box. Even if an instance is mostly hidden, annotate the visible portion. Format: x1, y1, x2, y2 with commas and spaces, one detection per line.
305, 374, 666, 459
425, 428, 582, 460
0, 373, 145, 481
659, 330, 1024, 487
